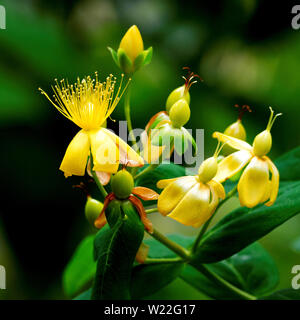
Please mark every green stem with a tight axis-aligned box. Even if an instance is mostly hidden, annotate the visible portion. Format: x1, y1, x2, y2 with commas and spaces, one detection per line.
134, 164, 158, 180
147, 228, 190, 261
145, 207, 158, 214
144, 257, 182, 264
90, 154, 108, 199
124, 82, 138, 152
190, 263, 256, 300
192, 185, 237, 252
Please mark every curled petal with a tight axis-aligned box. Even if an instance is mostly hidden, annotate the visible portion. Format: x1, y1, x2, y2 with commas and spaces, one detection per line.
208, 180, 225, 200
132, 187, 159, 201
129, 195, 153, 233
87, 159, 111, 185
157, 177, 182, 189
238, 157, 270, 208
60, 129, 90, 177
214, 150, 252, 183
168, 182, 211, 227
89, 129, 119, 173
264, 156, 279, 206
145, 111, 169, 133
141, 130, 165, 164
213, 132, 253, 152
94, 193, 115, 229
157, 176, 197, 216
102, 128, 144, 167
135, 242, 149, 264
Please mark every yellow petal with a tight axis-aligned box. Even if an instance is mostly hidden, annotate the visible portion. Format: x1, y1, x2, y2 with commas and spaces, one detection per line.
238, 156, 270, 208
119, 25, 144, 62
157, 176, 197, 216
264, 156, 279, 206
157, 177, 182, 189
168, 183, 211, 226
102, 128, 144, 167
192, 184, 219, 228
214, 150, 252, 182
59, 129, 90, 177
208, 180, 225, 200
89, 129, 119, 173
213, 132, 253, 152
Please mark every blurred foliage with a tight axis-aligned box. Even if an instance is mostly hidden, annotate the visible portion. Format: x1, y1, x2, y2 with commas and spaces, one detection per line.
0, 0, 299, 299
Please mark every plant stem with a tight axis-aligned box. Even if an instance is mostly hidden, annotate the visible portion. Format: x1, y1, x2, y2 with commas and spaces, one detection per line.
134, 164, 158, 180
90, 154, 108, 199
144, 257, 182, 264
191, 263, 257, 300
145, 207, 158, 214
124, 82, 138, 152
147, 228, 190, 261
192, 185, 238, 252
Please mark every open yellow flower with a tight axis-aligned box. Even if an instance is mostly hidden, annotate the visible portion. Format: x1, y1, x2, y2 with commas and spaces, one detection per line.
40, 73, 144, 178
157, 145, 225, 227
213, 107, 282, 208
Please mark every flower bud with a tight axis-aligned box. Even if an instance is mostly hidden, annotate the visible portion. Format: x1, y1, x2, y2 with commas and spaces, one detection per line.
166, 85, 190, 112
85, 196, 103, 226
222, 120, 246, 156
198, 157, 218, 183
119, 25, 144, 63
169, 99, 190, 128
111, 169, 134, 199
253, 130, 272, 156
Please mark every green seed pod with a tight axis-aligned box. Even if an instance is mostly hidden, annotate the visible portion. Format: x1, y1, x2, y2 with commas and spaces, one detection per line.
166, 85, 190, 112
198, 157, 218, 183
253, 129, 272, 156
169, 99, 191, 128
85, 196, 103, 226
111, 170, 134, 200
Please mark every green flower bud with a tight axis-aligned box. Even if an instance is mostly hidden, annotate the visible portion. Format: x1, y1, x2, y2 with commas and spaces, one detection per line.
169, 99, 190, 128
85, 196, 103, 226
111, 170, 134, 199
166, 85, 190, 112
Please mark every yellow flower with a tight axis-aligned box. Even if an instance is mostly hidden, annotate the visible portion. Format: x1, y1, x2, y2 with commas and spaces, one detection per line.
40, 73, 144, 177
119, 25, 144, 63
157, 146, 225, 227
213, 107, 282, 208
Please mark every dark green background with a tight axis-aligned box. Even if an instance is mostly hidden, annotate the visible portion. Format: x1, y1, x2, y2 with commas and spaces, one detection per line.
0, 0, 299, 299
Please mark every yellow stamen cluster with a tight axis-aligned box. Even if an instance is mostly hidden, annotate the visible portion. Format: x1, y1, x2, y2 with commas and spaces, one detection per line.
39, 73, 127, 131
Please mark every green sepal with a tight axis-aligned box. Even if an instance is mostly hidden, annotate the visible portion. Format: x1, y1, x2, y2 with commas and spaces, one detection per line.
117, 48, 133, 75
107, 47, 119, 67
142, 47, 153, 66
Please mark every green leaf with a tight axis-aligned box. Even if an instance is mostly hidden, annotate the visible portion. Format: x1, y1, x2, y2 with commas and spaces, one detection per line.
74, 288, 92, 300
193, 181, 300, 263
260, 289, 300, 300
92, 200, 144, 300
135, 163, 186, 194
145, 234, 194, 258
62, 235, 96, 298
107, 47, 120, 67
182, 242, 278, 299
130, 262, 184, 299
275, 146, 300, 181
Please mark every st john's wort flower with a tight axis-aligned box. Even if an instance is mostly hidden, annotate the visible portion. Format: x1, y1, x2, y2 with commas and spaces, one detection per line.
213, 107, 282, 208
39, 73, 144, 178
156, 144, 225, 227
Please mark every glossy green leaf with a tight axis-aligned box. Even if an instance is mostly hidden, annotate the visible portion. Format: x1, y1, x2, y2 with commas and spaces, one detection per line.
92, 200, 144, 300
275, 146, 300, 181
135, 163, 186, 194
62, 235, 96, 298
182, 242, 278, 299
260, 289, 300, 300
145, 234, 194, 258
193, 181, 300, 263
131, 262, 184, 299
